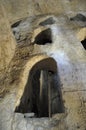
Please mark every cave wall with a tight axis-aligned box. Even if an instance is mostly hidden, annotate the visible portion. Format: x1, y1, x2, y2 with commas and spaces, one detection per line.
0, 0, 86, 130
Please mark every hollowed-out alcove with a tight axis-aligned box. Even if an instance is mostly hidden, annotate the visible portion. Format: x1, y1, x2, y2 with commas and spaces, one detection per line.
81, 38, 86, 49
15, 58, 64, 117
34, 28, 52, 45
39, 17, 55, 26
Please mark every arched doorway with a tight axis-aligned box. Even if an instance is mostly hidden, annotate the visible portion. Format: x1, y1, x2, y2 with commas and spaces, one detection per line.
15, 57, 64, 117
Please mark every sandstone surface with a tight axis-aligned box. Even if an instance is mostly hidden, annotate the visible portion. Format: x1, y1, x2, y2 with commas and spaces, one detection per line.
0, 1, 86, 130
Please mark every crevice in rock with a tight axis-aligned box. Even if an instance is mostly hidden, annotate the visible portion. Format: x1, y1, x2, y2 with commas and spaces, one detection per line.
39, 17, 55, 26
34, 28, 52, 45
11, 20, 21, 28
70, 13, 86, 22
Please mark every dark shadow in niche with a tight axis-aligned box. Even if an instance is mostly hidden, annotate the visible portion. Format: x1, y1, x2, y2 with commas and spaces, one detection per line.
11, 20, 21, 28
34, 28, 52, 45
70, 13, 86, 22
15, 59, 64, 118
39, 17, 55, 26
81, 39, 86, 50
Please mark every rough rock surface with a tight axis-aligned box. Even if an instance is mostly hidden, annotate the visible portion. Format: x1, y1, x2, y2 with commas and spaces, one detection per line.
0, 1, 86, 130
1, 0, 86, 23
0, 4, 16, 76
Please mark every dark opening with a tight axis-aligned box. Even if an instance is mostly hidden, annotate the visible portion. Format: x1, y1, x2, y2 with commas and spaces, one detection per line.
70, 13, 86, 22
81, 39, 86, 50
11, 20, 21, 28
15, 69, 64, 118
34, 28, 52, 45
39, 17, 55, 26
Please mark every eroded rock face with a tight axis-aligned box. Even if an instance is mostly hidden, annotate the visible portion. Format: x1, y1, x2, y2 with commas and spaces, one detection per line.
0, 1, 86, 130
0, 5, 16, 76
1, 0, 86, 23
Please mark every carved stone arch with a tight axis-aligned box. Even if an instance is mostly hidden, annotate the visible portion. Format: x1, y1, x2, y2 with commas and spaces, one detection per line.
15, 55, 64, 117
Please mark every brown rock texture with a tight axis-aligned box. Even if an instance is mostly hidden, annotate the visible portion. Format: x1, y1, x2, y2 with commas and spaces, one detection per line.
0, 4, 16, 76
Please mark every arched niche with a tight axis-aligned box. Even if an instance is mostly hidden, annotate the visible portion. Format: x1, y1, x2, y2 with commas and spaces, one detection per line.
34, 28, 52, 45
15, 57, 64, 117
